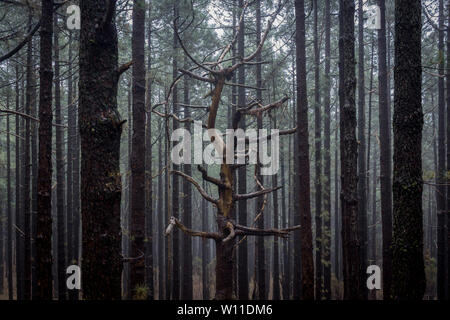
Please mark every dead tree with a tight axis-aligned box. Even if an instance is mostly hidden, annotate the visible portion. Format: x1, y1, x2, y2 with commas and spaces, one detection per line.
157, 1, 299, 300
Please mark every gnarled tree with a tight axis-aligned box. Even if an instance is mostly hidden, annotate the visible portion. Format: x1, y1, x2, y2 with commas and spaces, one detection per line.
158, 2, 299, 300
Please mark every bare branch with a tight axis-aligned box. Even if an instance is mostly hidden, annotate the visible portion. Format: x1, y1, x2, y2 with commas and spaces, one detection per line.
234, 224, 301, 238
171, 170, 218, 205
197, 165, 228, 189
239, 96, 289, 116
117, 61, 133, 77
234, 186, 282, 201
179, 68, 215, 83
165, 216, 220, 239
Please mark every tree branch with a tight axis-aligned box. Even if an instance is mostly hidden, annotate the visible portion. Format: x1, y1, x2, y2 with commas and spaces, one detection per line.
171, 170, 218, 205
234, 186, 282, 201
165, 216, 220, 239
234, 224, 301, 238
197, 165, 228, 189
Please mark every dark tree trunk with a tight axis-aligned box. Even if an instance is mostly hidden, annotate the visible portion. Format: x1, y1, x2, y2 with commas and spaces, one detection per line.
66, 31, 78, 301
201, 180, 209, 300
313, 0, 322, 300
446, 0, 450, 299
6, 92, 13, 300
391, 0, 425, 300
377, 0, 393, 299
73, 84, 81, 299
36, 0, 53, 300
339, 0, 360, 300
54, 16, 66, 301
79, 0, 124, 299
157, 119, 164, 300
237, 0, 248, 300
294, 0, 314, 300
130, 0, 147, 298
323, 0, 332, 300
171, 2, 180, 300
15, 63, 24, 301
436, 0, 446, 300
272, 113, 280, 300
23, 12, 34, 300
334, 106, 340, 285
182, 56, 193, 300
255, 0, 265, 300
145, 0, 154, 300
357, 0, 367, 300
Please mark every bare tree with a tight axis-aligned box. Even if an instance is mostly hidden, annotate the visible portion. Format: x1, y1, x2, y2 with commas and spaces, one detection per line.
160, 2, 299, 299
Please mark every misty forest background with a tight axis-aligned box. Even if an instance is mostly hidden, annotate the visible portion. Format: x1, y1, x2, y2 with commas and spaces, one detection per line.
0, 0, 447, 300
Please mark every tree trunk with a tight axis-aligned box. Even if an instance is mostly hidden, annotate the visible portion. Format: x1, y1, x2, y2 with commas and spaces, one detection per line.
323, 0, 332, 300
130, 0, 147, 298
436, 0, 446, 300
79, 0, 124, 299
294, 0, 314, 300
357, 0, 367, 300
237, 0, 248, 300
54, 15, 66, 301
377, 0, 393, 299
313, 0, 322, 300
255, 0, 265, 300
6, 92, 13, 300
36, 0, 53, 300
145, 0, 154, 300
339, 0, 360, 300
391, 0, 425, 300
181, 55, 193, 300
171, 2, 180, 300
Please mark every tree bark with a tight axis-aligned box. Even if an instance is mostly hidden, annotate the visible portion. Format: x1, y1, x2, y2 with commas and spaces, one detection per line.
323, 0, 332, 300
79, 0, 124, 299
377, 0, 393, 299
391, 0, 425, 300
130, 0, 147, 298
36, 0, 53, 300
237, 0, 248, 300
54, 15, 66, 301
436, 0, 446, 300
339, 0, 360, 300
357, 0, 367, 300
294, 0, 314, 300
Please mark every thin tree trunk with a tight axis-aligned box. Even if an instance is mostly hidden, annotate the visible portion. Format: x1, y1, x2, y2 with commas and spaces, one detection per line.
130, 0, 147, 298
294, 0, 314, 300
54, 15, 66, 300
323, 0, 332, 301
357, 0, 367, 300
377, 0, 393, 299
171, 2, 180, 300
36, 0, 53, 300
145, 0, 154, 300
436, 0, 446, 300
182, 55, 193, 300
255, 0, 265, 300
6, 92, 13, 300
237, 0, 248, 300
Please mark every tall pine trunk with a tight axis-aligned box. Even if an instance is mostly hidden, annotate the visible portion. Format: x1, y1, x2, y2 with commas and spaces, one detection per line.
79, 0, 124, 299
339, 0, 360, 300
391, 0, 425, 300
130, 0, 147, 298
36, 0, 53, 300
294, 0, 314, 300
377, 0, 393, 299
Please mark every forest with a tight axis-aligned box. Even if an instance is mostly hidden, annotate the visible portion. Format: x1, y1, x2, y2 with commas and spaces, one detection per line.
0, 0, 447, 301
